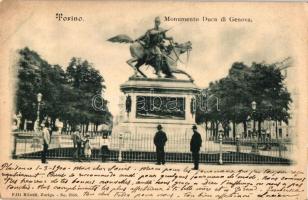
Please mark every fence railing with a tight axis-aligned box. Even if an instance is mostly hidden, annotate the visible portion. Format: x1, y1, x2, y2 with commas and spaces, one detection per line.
12, 131, 293, 164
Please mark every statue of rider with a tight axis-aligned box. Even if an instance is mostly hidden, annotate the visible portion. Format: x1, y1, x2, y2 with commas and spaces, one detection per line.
135, 17, 173, 77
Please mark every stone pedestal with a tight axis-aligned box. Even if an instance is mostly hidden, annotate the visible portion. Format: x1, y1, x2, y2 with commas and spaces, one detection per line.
110, 77, 206, 153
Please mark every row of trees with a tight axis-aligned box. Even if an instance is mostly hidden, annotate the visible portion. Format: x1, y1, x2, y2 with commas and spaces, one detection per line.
196, 61, 292, 138
15, 47, 112, 132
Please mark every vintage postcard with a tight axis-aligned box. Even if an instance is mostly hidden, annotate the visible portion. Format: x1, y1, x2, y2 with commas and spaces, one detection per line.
0, 1, 307, 199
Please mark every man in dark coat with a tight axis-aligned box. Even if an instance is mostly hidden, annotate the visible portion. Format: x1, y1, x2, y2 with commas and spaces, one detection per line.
72, 128, 83, 162
41, 122, 50, 164
154, 124, 167, 165
190, 125, 202, 170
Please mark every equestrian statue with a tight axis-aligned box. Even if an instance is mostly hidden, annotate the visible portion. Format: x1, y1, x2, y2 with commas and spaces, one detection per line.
107, 17, 193, 80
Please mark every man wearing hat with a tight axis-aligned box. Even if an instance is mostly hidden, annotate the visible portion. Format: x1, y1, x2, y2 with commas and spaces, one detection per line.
154, 124, 168, 165
41, 122, 50, 164
190, 125, 202, 170
75, 128, 83, 162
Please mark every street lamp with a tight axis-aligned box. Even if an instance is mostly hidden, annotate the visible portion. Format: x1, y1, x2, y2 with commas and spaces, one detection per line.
218, 129, 223, 165
251, 101, 256, 134
251, 101, 259, 154
118, 132, 123, 162
35, 93, 42, 131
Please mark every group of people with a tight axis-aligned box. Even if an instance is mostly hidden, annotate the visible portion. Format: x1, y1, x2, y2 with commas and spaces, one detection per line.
40, 124, 110, 163
40, 125, 92, 163
39, 122, 203, 169
71, 129, 92, 162
154, 124, 202, 170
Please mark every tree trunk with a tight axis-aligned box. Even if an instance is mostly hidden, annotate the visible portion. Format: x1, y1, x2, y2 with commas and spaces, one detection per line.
52, 118, 56, 132
21, 118, 25, 131
86, 122, 89, 133
232, 121, 236, 138
205, 120, 208, 139
243, 121, 247, 138
215, 121, 219, 139
214, 121, 216, 138
63, 121, 67, 133
210, 121, 213, 139
258, 120, 262, 138
275, 120, 278, 139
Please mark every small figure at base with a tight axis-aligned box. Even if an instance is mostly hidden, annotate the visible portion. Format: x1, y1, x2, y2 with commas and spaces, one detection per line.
101, 133, 110, 162
154, 124, 167, 165
41, 123, 50, 164
190, 125, 202, 170
83, 134, 92, 162
74, 128, 83, 162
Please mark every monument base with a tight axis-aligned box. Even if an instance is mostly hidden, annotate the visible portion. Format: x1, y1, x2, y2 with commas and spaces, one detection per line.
111, 77, 205, 153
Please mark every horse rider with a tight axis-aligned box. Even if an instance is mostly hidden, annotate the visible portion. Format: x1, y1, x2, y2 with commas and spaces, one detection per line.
135, 16, 174, 77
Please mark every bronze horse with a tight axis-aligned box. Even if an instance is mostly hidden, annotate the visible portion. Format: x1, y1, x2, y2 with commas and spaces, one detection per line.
108, 35, 193, 80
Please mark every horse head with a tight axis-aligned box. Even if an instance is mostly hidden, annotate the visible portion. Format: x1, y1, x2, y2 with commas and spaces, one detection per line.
174, 41, 192, 54
164, 41, 192, 72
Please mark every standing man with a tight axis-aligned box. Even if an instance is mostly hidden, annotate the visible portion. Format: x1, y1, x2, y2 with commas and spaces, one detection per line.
154, 124, 167, 165
72, 129, 79, 150
73, 128, 83, 162
41, 123, 50, 164
100, 132, 110, 162
190, 125, 202, 170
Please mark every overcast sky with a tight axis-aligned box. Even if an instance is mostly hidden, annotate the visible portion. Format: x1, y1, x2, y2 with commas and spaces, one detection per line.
9, 2, 297, 116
